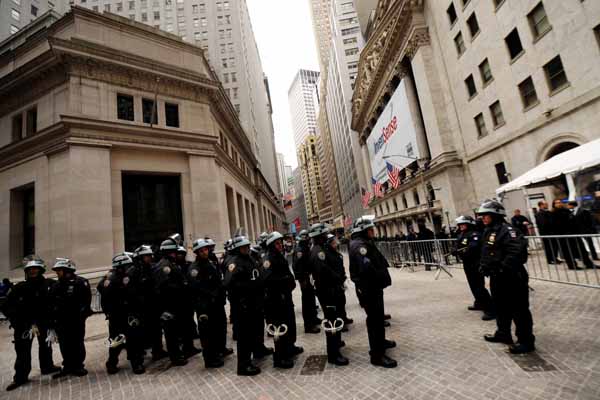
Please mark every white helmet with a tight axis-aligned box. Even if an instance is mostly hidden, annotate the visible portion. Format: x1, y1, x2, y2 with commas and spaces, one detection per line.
112, 253, 134, 269
351, 216, 376, 235
24, 259, 46, 272
477, 199, 506, 216
160, 238, 178, 252
52, 258, 76, 272
266, 231, 284, 246
134, 245, 153, 258
455, 215, 476, 225
308, 223, 331, 238
193, 238, 211, 252
205, 238, 216, 247
231, 235, 251, 250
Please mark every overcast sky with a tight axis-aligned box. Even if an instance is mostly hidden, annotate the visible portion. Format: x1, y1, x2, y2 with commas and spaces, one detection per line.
246, 0, 319, 170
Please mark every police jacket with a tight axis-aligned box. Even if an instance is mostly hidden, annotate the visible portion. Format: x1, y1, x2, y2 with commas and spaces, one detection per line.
292, 241, 312, 281
187, 257, 225, 315
50, 275, 92, 324
480, 222, 528, 277
153, 258, 189, 314
310, 244, 345, 304
454, 229, 482, 267
223, 253, 264, 312
127, 261, 157, 309
349, 237, 392, 292
262, 249, 296, 316
97, 268, 141, 319
2, 276, 55, 329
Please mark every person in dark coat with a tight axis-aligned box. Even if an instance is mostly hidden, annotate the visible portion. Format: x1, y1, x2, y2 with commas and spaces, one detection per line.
417, 221, 435, 269
568, 201, 599, 261
510, 209, 531, 236
535, 201, 559, 264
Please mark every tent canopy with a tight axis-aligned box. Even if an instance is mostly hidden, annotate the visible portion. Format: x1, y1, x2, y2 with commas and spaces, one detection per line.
496, 138, 600, 195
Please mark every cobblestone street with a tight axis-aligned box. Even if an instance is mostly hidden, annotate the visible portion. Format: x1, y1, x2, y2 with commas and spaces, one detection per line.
1, 266, 599, 400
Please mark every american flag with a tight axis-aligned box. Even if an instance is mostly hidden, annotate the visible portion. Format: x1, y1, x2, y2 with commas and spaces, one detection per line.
372, 177, 384, 198
361, 187, 372, 208
386, 162, 400, 189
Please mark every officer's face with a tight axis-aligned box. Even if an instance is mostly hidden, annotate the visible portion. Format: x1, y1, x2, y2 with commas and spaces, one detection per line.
239, 245, 250, 255
26, 267, 41, 279
142, 255, 153, 264
367, 228, 375, 239
458, 224, 468, 232
55, 269, 65, 279
176, 253, 186, 261
274, 239, 283, 253
330, 240, 338, 250
482, 215, 493, 226
196, 247, 209, 259
168, 252, 177, 260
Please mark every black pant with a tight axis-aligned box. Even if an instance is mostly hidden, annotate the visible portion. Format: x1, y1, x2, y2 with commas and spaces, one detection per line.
13, 325, 55, 382
198, 305, 227, 363
541, 237, 558, 264
584, 237, 598, 260
299, 279, 319, 327
269, 300, 297, 363
464, 262, 493, 311
235, 304, 263, 370
319, 298, 343, 359
106, 317, 144, 367
143, 310, 165, 355
336, 291, 348, 321
361, 288, 386, 357
57, 319, 87, 371
180, 308, 197, 353
161, 312, 185, 361
490, 269, 534, 346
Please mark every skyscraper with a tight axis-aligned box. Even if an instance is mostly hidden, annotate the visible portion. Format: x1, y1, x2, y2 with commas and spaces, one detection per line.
308, 0, 332, 72
1, 0, 69, 42
288, 69, 320, 148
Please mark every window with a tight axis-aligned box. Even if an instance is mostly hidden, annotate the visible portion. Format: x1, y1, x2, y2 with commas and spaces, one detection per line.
345, 48, 359, 56
528, 2, 551, 39
26, 107, 37, 136
474, 113, 488, 138
92, 6, 99, 12
489, 101, 505, 127
103, 4, 110, 11
142, 99, 158, 124
117, 94, 134, 121
10, 25, 19, 35
141, 12, 147, 22
234, 104, 240, 114
223, 73, 229, 83
31, 5, 38, 16
10, 185, 36, 261
12, 114, 23, 142
413, 190, 420, 205
165, 0, 172, 6
223, 1, 230, 10
232, 87, 238, 99
154, 11, 160, 19
479, 58, 493, 84
495, 162, 509, 184
129, 1, 135, 10
165, 103, 179, 127
595, 24, 600, 50
117, 2, 123, 11
505, 28, 524, 60
217, 15, 223, 25
11, 9, 21, 21
225, 15, 231, 24
544, 55, 568, 92
518, 77, 538, 109
466, 13, 480, 38
343, 37, 357, 45
447, 3, 457, 26
454, 32, 466, 56
402, 194, 408, 209
201, 17, 207, 26
341, 26, 360, 36
465, 75, 477, 98
130, 14, 136, 21
231, 72, 237, 82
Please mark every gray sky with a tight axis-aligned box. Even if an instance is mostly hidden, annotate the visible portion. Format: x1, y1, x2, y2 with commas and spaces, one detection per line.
246, 0, 319, 169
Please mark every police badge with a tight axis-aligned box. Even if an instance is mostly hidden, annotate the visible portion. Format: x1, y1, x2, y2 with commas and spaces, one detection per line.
318, 251, 326, 261
359, 247, 367, 256
123, 277, 130, 286
163, 266, 171, 275
263, 260, 271, 269
190, 269, 198, 278
228, 263, 236, 272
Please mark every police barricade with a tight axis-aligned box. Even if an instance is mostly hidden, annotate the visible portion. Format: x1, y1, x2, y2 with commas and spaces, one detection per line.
376, 240, 455, 280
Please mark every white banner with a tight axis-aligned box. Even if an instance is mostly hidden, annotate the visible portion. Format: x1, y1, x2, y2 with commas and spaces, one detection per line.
366, 80, 421, 182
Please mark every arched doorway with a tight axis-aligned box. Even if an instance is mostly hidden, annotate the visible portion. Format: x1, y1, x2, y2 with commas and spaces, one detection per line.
545, 141, 579, 161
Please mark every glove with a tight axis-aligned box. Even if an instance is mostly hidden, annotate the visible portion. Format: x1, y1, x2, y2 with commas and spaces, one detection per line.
46, 329, 58, 345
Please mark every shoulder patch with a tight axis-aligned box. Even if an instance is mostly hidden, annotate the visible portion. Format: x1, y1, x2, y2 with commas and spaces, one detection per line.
190, 269, 198, 278
123, 277, 130, 286
359, 247, 368, 256
263, 260, 271, 269
297, 251, 303, 258
509, 230, 517, 238
228, 263, 236, 272
318, 251, 326, 261
103, 280, 110, 288
163, 266, 171, 275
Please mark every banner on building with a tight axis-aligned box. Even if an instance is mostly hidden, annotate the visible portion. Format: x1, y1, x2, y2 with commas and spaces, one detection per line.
283, 193, 293, 210
292, 217, 301, 232
366, 80, 421, 182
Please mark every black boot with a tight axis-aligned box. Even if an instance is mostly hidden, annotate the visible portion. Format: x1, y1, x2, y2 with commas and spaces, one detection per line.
273, 357, 294, 369
328, 354, 349, 366
219, 348, 234, 357
71, 368, 88, 377
509, 342, 535, 354
6, 380, 28, 391
237, 364, 261, 376
106, 362, 120, 375
131, 363, 146, 375
481, 312, 496, 321
304, 325, 321, 334
290, 345, 304, 356
41, 365, 61, 375
370, 354, 397, 368
484, 332, 513, 344
383, 339, 396, 349
52, 368, 70, 380
205, 358, 225, 368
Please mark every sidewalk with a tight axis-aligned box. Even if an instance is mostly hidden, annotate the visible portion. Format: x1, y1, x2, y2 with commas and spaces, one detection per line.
0, 267, 599, 399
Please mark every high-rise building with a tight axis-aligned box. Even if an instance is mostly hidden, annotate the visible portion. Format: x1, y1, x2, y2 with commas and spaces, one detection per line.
297, 135, 325, 223
69, 0, 280, 195
288, 69, 320, 148
308, 0, 332, 72
285, 167, 309, 230
0, 0, 69, 42
276, 152, 292, 195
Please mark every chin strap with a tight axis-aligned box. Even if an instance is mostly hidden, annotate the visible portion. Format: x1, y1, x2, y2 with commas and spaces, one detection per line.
266, 323, 288, 341
321, 318, 345, 334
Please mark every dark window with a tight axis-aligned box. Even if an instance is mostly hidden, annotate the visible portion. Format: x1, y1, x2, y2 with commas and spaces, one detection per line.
447, 3, 457, 26
402, 194, 408, 209
31, 5, 38, 16
10, 184, 35, 266
22, 187, 35, 256
26, 107, 37, 136
12, 114, 23, 142
518, 77, 539, 109
495, 162, 509, 184
465, 75, 477, 98
528, 2, 551, 39
595, 24, 600, 50
466, 13, 480, 38
165, 103, 179, 127
117, 94, 134, 121
489, 101, 505, 127
479, 58, 493, 84
544, 55, 568, 92
475, 113, 488, 137
413, 190, 420, 206
505, 28, 524, 60
493, 0, 505, 10
454, 31, 466, 56
142, 98, 158, 124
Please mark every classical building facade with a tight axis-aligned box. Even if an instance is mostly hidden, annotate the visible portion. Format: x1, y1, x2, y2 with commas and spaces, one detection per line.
0, 7, 284, 276
69, 0, 281, 196
352, 0, 600, 236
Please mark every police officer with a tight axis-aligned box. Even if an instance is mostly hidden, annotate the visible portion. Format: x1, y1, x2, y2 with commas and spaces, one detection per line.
50, 258, 92, 379
263, 231, 302, 369
349, 217, 397, 368
326, 234, 352, 327
176, 244, 200, 344
224, 236, 273, 376
129, 245, 168, 361
292, 229, 321, 334
188, 239, 231, 369
204, 238, 220, 266
153, 238, 195, 366
310, 224, 349, 366
454, 216, 495, 321
478, 199, 535, 354
3, 258, 60, 391
98, 253, 145, 375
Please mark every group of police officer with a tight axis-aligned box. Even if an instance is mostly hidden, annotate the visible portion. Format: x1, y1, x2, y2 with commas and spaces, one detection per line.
3, 197, 535, 391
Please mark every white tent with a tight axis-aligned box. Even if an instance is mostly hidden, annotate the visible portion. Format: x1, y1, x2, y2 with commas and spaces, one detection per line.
496, 138, 600, 197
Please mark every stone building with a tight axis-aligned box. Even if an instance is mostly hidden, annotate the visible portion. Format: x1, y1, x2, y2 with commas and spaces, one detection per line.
352, 0, 600, 236
0, 7, 283, 276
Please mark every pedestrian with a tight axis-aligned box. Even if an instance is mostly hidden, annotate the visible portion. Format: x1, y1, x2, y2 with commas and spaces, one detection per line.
453, 216, 494, 320
568, 201, 599, 262
50, 258, 92, 379
188, 239, 231, 369
224, 235, 273, 376
292, 229, 321, 334
310, 226, 350, 366
511, 209, 531, 236
478, 199, 535, 354
349, 217, 397, 368
262, 231, 302, 369
3, 258, 60, 391
129, 245, 168, 361
535, 201, 559, 265
551, 199, 580, 269
417, 221, 435, 269
97, 253, 145, 375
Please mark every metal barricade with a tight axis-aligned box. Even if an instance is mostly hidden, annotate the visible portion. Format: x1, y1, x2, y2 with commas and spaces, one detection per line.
376, 239, 455, 280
